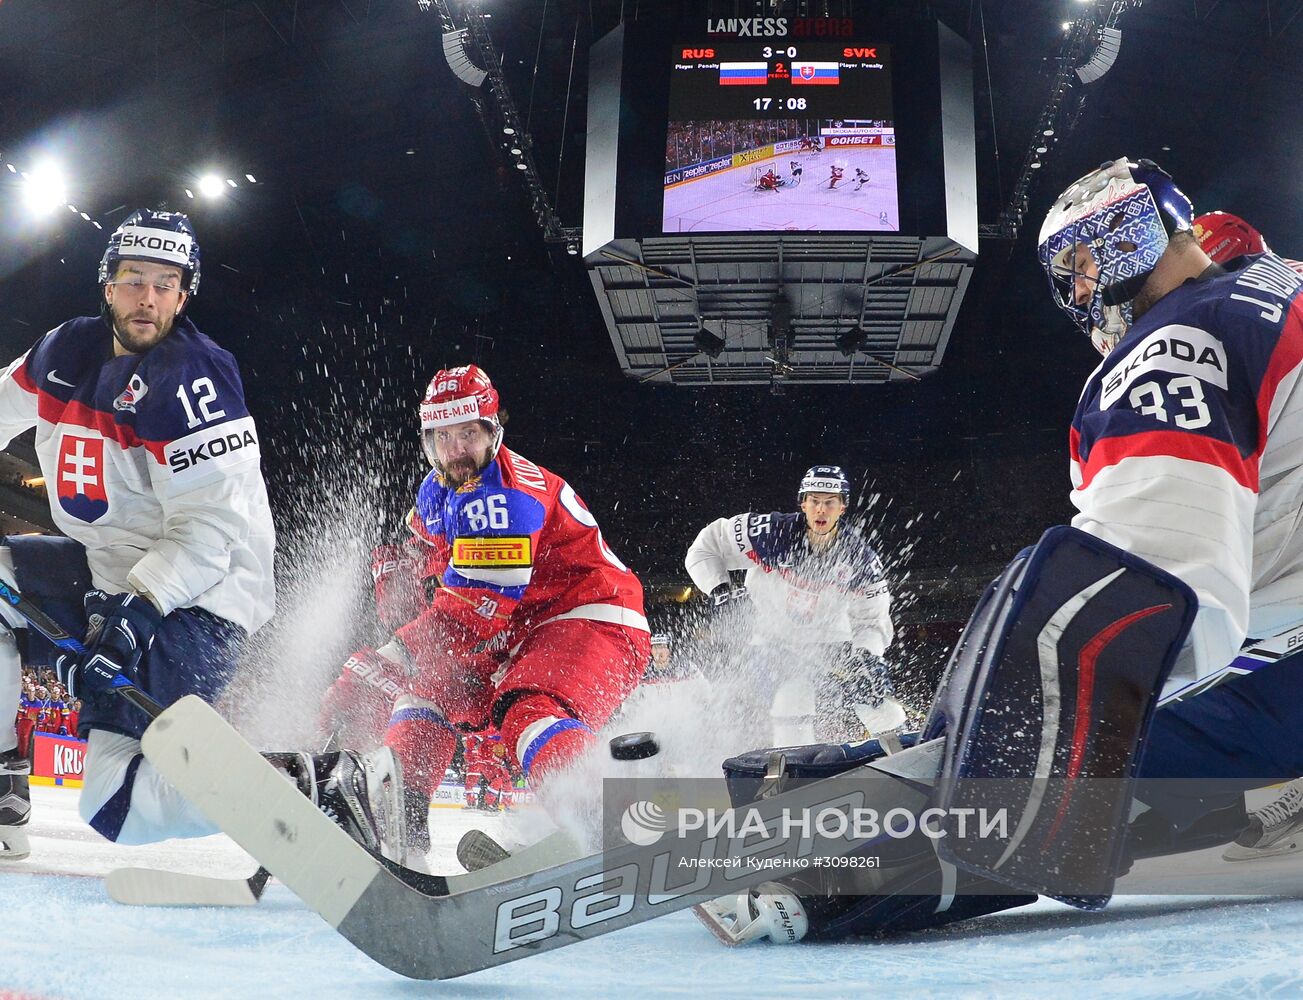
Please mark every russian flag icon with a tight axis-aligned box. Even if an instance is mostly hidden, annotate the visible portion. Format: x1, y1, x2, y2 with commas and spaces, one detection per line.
719, 62, 769, 86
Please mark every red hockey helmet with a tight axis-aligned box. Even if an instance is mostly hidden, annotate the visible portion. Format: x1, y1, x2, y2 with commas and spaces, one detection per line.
1193, 211, 1269, 264
419, 364, 503, 470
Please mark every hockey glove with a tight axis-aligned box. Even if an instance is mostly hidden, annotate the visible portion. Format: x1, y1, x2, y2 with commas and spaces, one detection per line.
318, 643, 412, 744
709, 582, 749, 611
371, 542, 428, 632
838, 649, 906, 735
55, 591, 162, 701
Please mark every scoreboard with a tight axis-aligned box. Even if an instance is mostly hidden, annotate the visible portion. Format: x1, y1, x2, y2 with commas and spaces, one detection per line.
663, 38, 899, 233
584, 13, 975, 252
668, 41, 894, 118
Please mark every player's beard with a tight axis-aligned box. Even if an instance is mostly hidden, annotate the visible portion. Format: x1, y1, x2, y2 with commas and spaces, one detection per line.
109, 301, 177, 354
1129, 270, 1166, 324
441, 452, 488, 487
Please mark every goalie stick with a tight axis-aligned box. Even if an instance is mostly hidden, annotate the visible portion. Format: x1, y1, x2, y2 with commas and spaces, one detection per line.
141, 694, 939, 980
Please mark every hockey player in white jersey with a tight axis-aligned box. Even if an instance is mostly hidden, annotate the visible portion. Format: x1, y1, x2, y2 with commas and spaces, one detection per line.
685, 466, 900, 744
0, 211, 400, 861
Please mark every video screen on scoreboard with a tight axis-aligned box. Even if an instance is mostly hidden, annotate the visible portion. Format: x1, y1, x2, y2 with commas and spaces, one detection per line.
662, 40, 899, 234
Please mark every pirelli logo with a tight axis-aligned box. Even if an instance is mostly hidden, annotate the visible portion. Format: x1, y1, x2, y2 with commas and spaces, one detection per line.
452, 537, 532, 568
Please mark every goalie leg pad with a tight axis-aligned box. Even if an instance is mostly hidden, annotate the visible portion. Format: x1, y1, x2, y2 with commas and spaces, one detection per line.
927, 526, 1196, 906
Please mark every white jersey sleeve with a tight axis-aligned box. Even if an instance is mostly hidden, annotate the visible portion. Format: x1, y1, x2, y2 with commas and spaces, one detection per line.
0, 349, 39, 450
685, 514, 757, 594
847, 576, 893, 657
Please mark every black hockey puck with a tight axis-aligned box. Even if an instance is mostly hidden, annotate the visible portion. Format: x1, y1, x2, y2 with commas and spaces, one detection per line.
609, 731, 660, 761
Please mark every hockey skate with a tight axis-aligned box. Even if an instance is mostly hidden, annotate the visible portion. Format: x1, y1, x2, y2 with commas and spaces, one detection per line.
268, 748, 408, 866
1223, 778, 1303, 861
402, 787, 432, 873
0, 748, 31, 861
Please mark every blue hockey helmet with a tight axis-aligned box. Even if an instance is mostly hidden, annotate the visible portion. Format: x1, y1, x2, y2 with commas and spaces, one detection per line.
1037, 157, 1193, 356
798, 465, 850, 504
99, 209, 202, 296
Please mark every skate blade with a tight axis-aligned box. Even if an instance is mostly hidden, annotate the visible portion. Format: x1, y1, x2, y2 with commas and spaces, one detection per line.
0, 827, 30, 861
1222, 837, 1303, 862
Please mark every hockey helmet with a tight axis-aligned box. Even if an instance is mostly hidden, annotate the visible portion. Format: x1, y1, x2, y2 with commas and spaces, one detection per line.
1038, 157, 1193, 356
798, 465, 851, 504
419, 364, 504, 469
1193, 211, 1269, 264
99, 209, 201, 296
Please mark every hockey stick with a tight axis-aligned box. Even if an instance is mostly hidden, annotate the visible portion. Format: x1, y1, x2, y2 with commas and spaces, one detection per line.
0, 580, 163, 719
105, 730, 349, 907
140, 694, 939, 980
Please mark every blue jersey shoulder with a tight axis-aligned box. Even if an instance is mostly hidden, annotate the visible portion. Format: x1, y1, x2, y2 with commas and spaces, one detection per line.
1074, 256, 1303, 463
131, 320, 251, 442
416, 457, 547, 544
746, 511, 806, 567
27, 317, 251, 444
25, 317, 104, 395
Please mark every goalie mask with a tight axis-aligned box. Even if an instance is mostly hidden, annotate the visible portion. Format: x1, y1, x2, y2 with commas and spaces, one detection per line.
1038, 158, 1193, 356
419, 364, 503, 475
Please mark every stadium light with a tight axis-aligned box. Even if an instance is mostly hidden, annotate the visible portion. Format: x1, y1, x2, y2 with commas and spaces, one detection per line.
197, 174, 226, 199
21, 160, 67, 217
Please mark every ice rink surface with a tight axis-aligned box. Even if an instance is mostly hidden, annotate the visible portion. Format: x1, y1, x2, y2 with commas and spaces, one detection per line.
663, 148, 900, 234
4, 785, 1303, 999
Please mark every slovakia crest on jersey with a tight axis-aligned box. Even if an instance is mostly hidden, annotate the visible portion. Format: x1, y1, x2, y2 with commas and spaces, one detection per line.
112, 373, 148, 413
57, 434, 109, 523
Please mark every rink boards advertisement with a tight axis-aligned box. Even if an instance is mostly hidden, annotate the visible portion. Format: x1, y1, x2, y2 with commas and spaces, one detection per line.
30, 732, 85, 788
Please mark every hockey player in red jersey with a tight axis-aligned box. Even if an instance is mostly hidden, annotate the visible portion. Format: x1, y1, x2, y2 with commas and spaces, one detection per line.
827, 164, 844, 189
756, 168, 781, 192
320, 365, 649, 866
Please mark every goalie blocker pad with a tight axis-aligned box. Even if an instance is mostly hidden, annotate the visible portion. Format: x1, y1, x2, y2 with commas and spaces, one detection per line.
923, 525, 1196, 907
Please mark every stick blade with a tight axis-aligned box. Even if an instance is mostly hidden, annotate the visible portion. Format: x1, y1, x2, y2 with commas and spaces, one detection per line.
106, 867, 263, 907
140, 695, 379, 928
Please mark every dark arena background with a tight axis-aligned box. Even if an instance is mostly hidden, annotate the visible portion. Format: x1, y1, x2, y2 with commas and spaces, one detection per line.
0, 1, 1302, 994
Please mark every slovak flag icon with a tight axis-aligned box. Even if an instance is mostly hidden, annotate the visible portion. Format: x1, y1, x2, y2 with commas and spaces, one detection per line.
57, 434, 109, 523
